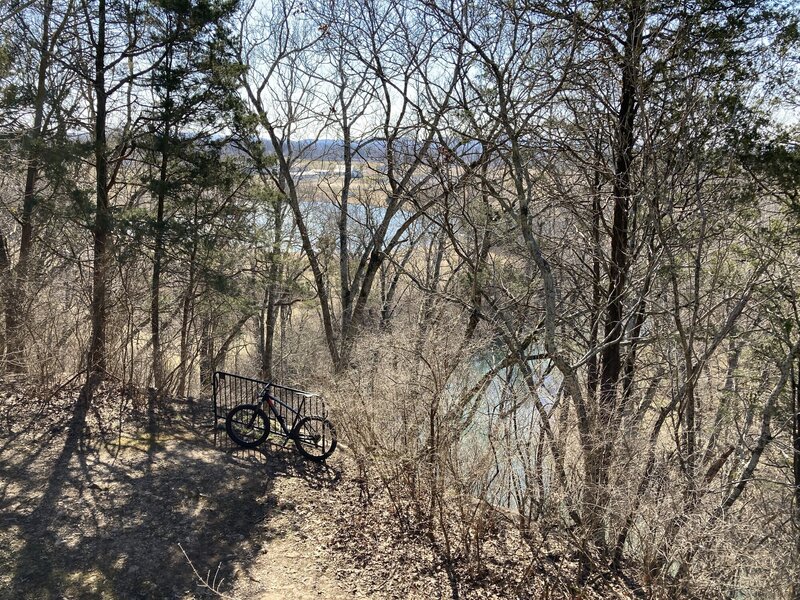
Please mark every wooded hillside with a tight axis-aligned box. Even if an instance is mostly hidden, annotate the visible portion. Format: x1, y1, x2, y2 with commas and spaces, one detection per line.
2, 0, 800, 597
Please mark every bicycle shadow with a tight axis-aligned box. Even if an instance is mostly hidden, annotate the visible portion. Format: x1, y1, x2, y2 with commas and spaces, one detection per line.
211, 421, 341, 487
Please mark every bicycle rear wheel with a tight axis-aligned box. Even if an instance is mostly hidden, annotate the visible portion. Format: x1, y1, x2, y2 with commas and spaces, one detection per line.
226, 404, 269, 448
293, 416, 337, 461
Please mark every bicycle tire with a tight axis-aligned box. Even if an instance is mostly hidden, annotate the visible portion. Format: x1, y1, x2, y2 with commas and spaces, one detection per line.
226, 404, 270, 448
293, 416, 337, 461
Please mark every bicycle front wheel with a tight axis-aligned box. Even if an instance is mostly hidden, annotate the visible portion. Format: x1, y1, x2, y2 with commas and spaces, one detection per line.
293, 416, 337, 461
226, 404, 269, 448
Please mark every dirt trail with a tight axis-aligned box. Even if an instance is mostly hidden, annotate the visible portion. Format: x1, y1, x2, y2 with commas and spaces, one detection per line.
229, 474, 369, 600
0, 392, 373, 600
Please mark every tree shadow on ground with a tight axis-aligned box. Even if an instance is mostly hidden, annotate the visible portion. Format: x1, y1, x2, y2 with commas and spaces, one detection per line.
1, 391, 341, 599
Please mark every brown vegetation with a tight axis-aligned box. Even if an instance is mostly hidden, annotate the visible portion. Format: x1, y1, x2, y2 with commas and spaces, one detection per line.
1, 0, 800, 597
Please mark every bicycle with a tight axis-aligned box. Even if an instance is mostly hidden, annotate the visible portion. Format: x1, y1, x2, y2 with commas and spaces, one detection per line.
225, 382, 337, 461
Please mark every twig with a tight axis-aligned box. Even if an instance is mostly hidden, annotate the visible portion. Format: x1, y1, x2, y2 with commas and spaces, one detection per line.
178, 543, 238, 600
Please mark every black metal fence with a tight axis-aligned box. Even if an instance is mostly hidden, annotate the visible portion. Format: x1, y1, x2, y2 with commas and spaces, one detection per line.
211, 371, 328, 448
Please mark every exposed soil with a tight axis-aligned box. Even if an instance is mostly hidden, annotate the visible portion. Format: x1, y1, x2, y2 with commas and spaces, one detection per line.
0, 382, 641, 599
0, 383, 371, 600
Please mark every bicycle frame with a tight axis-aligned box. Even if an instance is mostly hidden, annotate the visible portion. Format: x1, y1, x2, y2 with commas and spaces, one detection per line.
258, 384, 308, 440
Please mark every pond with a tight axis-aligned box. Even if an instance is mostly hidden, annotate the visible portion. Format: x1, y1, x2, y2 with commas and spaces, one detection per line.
454, 345, 563, 510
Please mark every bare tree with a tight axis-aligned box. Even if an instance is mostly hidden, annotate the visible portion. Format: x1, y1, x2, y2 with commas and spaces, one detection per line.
236, 0, 466, 372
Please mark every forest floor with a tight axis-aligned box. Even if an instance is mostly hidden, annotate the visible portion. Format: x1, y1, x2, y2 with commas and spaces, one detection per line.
0, 381, 641, 600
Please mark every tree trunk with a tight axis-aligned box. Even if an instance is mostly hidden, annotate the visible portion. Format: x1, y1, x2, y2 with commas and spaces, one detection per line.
585, 2, 644, 549
262, 279, 280, 381
4, 0, 53, 374
586, 147, 602, 403
177, 205, 199, 397
199, 312, 214, 388
464, 165, 493, 342
213, 312, 253, 376
338, 86, 353, 349
151, 57, 172, 392
337, 207, 400, 370
88, 0, 109, 375
413, 232, 445, 359
793, 354, 800, 600
177, 285, 194, 397
259, 283, 281, 382
261, 198, 284, 381
0, 226, 9, 367
150, 163, 167, 390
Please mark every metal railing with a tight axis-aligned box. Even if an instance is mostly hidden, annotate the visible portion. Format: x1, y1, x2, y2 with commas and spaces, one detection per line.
211, 371, 327, 447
